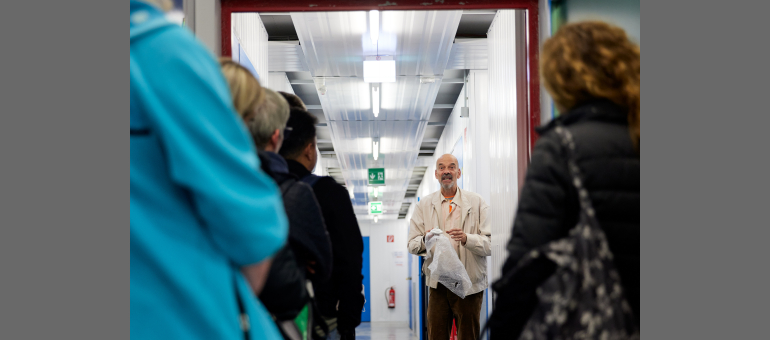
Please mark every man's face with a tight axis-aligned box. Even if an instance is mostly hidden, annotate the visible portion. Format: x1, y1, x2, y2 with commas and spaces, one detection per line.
435, 155, 461, 191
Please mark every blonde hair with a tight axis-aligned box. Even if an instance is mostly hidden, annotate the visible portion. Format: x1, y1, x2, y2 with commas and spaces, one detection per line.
248, 88, 291, 150
541, 21, 640, 151
219, 58, 265, 120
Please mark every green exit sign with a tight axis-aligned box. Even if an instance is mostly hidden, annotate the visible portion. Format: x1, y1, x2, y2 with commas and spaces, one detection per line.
368, 168, 385, 185
369, 201, 383, 214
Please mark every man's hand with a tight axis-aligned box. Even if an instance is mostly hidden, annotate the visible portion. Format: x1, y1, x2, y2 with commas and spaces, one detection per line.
446, 228, 467, 245
424, 231, 435, 243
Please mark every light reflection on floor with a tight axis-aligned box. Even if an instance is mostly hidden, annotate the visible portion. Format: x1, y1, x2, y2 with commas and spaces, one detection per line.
355, 322, 419, 340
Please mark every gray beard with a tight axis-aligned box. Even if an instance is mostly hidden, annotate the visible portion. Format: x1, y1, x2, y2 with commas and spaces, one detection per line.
440, 179, 455, 190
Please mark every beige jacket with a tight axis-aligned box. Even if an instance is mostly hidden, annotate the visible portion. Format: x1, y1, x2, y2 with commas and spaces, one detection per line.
407, 188, 491, 295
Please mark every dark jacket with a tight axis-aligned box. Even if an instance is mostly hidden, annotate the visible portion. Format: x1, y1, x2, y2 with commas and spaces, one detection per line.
501, 99, 640, 331
287, 159, 365, 333
257, 151, 334, 320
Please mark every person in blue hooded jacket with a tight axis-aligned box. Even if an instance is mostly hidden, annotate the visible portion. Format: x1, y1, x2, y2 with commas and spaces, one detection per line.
130, 1, 288, 339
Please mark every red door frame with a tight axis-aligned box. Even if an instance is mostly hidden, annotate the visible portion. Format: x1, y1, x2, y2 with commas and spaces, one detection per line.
221, 0, 540, 156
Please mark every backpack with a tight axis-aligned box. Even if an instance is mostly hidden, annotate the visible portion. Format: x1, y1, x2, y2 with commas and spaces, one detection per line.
276, 175, 332, 340
298, 173, 344, 340
485, 124, 639, 340
259, 179, 311, 320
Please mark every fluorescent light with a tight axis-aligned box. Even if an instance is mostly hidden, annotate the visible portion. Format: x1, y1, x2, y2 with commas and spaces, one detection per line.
374, 215, 379, 223
369, 10, 379, 43
372, 87, 380, 117
363, 56, 395, 83
372, 141, 379, 160
420, 76, 436, 84
373, 186, 379, 198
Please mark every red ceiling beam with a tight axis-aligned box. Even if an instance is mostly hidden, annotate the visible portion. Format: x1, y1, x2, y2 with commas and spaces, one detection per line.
222, 0, 534, 12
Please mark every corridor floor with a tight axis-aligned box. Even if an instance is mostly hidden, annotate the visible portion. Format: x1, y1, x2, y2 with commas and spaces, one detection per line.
355, 322, 419, 340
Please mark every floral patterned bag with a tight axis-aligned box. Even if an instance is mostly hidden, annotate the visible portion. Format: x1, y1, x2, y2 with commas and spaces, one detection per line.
487, 124, 639, 340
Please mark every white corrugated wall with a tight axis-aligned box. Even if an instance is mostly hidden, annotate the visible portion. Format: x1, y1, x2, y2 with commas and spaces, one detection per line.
466, 70, 492, 335
487, 9, 529, 284
415, 83, 467, 201
231, 13, 269, 88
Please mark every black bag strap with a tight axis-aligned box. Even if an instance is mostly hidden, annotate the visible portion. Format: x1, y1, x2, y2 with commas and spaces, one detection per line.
280, 178, 298, 196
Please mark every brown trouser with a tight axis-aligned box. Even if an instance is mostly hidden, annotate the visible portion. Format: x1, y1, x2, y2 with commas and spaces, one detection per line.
427, 283, 484, 340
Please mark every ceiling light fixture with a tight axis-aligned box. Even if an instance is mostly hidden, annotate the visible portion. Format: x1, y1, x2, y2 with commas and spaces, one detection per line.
420, 76, 437, 84
372, 140, 379, 160
372, 86, 380, 117
369, 10, 379, 43
363, 56, 396, 83
374, 215, 379, 223
373, 186, 379, 198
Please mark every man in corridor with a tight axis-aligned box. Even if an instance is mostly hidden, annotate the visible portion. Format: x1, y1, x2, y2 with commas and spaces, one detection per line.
407, 154, 491, 340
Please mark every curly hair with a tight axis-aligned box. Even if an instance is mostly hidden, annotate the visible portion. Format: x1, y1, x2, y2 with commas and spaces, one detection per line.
541, 21, 640, 151
219, 58, 265, 121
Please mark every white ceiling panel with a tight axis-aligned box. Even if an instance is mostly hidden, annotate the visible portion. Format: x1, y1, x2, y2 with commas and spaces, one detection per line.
447, 38, 488, 70
292, 10, 461, 216
292, 11, 462, 77
329, 120, 427, 214
314, 76, 443, 122
268, 41, 309, 72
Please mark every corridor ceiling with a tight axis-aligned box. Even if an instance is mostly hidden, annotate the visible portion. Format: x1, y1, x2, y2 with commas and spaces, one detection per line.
260, 10, 495, 219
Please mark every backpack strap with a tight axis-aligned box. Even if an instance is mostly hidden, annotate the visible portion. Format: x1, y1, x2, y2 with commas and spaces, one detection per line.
280, 177, 298, 196
300, 174, 323, 188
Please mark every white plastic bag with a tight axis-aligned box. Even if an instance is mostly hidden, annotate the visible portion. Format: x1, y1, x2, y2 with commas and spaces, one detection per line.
426, 229, 472, 298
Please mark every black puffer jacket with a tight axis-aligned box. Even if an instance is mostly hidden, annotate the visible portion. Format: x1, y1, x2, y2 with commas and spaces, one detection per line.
502, 99, 640, 329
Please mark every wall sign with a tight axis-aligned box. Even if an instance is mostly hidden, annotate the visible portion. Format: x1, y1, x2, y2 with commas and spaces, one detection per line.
368, 168, 385, 185
369, 201, 383, 214
393, 250, 404, 266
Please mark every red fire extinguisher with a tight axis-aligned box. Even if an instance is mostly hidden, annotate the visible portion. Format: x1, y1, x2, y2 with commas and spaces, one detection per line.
385, 286, 395, 308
